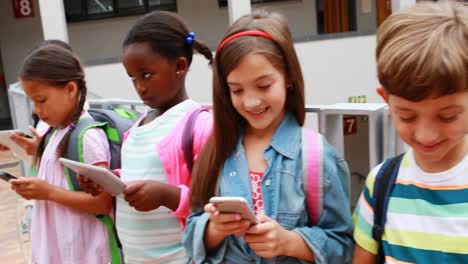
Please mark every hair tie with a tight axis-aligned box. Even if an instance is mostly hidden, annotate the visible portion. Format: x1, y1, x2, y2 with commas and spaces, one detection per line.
69, 123, 76, 131
185, 32, 196, 45
217, 30, 275, 54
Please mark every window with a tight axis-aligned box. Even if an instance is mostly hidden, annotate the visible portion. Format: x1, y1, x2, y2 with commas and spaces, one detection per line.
64, 0, 177, 22
316, 0, 357, 34
218, 0, 293, 7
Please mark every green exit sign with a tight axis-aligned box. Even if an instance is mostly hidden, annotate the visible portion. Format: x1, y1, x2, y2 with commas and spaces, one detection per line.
348, 95, 367, 103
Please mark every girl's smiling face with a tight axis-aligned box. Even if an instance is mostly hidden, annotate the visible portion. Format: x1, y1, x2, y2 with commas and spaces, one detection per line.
227, 53, 288, 136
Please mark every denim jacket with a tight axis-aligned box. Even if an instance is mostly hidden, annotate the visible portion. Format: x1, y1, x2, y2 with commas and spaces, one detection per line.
183, 112, 354, 264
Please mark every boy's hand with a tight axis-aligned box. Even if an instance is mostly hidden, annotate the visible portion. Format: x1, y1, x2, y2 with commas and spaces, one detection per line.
123, 180, 167, 211
10, 127, 41, 155
78, 175, 103, 196
244, 214, 290, 258
10, 177, 53, 200
204, 203, 251, 237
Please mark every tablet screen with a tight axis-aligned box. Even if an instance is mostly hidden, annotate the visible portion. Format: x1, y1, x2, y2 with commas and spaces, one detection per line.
59, 158, 126, 195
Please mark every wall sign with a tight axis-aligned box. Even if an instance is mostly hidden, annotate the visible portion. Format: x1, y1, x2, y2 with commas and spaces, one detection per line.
343, 116, 358, 135
13, 0, 34, 18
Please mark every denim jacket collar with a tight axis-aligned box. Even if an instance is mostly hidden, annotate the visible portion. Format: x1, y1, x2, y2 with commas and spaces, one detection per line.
269, 112, 301, 159
233, 112, 300, 159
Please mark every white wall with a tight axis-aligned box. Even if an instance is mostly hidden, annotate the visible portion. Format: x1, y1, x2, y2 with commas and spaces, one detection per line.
68, 16, 138, 63
297, 35, 381, 104
68, 0, 318, 64
85, 34, 382, 106
0, 0, 43, 85
67, 0, 230, 63
0, 0, 382, 110
0, 0, 43, 119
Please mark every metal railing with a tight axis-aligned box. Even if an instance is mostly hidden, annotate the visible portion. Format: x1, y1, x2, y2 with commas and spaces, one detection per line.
7, 83, 407, 180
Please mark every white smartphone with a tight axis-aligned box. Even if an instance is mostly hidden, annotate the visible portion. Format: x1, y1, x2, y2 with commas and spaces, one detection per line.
209, 196, 257, 225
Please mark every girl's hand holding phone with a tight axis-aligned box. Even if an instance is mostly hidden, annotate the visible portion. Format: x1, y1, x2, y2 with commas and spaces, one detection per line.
9, 127, 41, 156
244, 214, 293, 258
10, 177, 54, 200
204, 203, 251, 237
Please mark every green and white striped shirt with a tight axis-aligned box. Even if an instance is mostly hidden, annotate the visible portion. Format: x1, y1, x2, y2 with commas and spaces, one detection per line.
117, 100, 196, 264
353, 149, 468, 263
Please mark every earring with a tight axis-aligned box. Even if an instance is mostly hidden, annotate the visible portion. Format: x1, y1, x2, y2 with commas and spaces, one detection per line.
176, 71, 180, 76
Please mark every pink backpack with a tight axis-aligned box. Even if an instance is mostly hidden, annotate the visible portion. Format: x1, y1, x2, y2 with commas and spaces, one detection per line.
301, 127, 324, 225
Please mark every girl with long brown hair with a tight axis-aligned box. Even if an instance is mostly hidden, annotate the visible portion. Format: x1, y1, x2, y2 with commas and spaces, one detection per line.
184, 10, 353, 264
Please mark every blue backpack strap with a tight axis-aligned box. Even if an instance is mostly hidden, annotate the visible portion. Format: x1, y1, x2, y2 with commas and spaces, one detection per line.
301, 127, 323, 225
372, 153, 404, 264
181, 106, 209, 172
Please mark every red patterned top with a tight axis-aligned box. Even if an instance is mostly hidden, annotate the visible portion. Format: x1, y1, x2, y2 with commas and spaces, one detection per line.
249, 171, 264, 214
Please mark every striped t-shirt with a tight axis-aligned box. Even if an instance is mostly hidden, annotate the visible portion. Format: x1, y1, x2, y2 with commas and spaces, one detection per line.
353, 149, 468, 263
117, 100, 196, 264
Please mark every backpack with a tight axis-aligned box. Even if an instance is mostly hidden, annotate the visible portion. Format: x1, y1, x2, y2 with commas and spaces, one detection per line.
181, 106, 210, 172
371, 153, 404, 264
301, 127, 350, 225
51, 107, 140, 264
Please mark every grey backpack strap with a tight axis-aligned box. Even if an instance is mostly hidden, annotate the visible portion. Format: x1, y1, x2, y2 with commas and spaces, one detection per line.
88, 108, 139, 169
64, 114, 125, 264
64, 116, 105, 191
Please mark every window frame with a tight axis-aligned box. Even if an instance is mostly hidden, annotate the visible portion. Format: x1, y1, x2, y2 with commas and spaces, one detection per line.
217, 0, 295, 8
64, 0, 177, 23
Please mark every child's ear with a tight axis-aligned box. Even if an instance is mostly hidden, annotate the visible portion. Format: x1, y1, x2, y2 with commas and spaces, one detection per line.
175, 57, 189, 79
65, 81, 78, 98
377, 87, 389, 103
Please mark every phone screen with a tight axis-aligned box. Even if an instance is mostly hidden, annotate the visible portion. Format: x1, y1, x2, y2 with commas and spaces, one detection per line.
0, 172, 18, 182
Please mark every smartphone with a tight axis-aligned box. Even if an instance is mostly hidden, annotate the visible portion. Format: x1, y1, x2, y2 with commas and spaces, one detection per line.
11, 130, 33, 139
0, 171, 18, 182
209, 196, 258, 225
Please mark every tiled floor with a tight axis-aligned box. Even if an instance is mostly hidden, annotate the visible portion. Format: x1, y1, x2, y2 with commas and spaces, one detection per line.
0, 157, 30, 264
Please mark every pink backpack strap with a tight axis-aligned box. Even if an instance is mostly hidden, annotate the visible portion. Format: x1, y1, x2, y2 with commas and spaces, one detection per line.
301, 127, 323, 225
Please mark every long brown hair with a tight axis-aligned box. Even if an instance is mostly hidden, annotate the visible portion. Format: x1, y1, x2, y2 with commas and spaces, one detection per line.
190, 10, 305, 208
19, 45, 87, 166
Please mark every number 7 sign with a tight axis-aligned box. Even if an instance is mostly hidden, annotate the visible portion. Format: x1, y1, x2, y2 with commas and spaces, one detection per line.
343, 116, 358, 135
13, 0, 34, 18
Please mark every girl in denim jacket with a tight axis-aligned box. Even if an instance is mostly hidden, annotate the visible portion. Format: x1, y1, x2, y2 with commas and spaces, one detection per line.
183, 10, 354, 264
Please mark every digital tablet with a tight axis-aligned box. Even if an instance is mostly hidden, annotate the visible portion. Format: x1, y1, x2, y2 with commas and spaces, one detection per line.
209, 196, 258, 225
59, 157, 126, 195
0, 130, 32, 162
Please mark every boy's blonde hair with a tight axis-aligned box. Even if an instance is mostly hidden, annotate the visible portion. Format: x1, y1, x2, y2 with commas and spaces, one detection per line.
377, 1, 467, 101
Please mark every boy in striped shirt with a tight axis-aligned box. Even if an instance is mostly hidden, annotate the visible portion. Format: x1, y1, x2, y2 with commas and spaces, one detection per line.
353, 2, 468, 263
